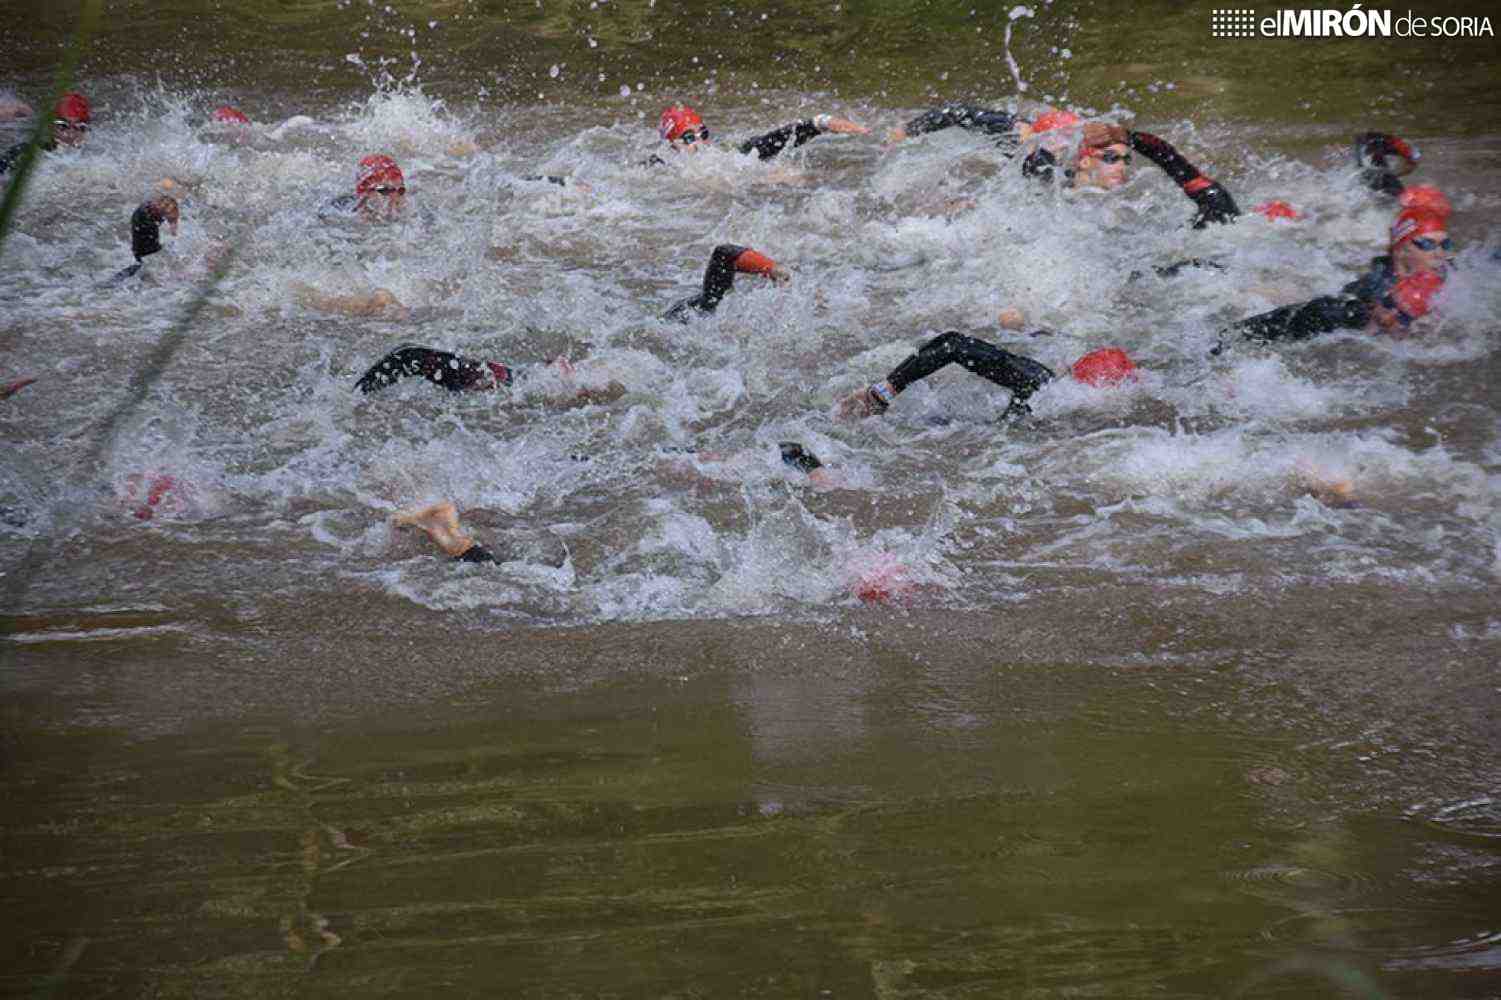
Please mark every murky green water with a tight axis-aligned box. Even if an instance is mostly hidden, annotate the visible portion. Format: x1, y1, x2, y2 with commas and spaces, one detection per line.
4, 0, 1501, 997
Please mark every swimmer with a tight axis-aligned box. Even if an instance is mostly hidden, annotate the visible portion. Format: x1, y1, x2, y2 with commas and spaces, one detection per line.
650, 104, 870, 165
211, 105, 250, 125
393, 500, 497, 564
1, 91, 91, 175
323, 154, 406, 220
108, 195, 180, 283
663, 244, 789, 321
836, 327, 1136, 421
1354, 131, 1421, 197
1, 376, 36, 400
355, 344, 625, 404
1223, 187, 1453, 346
890, 104, 1240, 228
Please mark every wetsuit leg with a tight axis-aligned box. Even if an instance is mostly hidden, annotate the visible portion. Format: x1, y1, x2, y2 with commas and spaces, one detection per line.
887, 331, 1055, 412
1231, 296, 1371, 343
455, 543, 497, 564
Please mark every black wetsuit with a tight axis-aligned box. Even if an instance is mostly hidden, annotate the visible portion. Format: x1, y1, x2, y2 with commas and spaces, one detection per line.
0, 136, 56, 176
356, 346, 511, 394
107, 202, 170, 283
663, 244, 766, 322
1225, 256, 1402, 345
880, 331, 1056, 418
902, 104, 1021, 143
644, 118, 837, 167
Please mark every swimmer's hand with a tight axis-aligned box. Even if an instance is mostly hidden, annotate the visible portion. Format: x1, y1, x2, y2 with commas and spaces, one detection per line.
768, 265, 792, 283
835, 383, 890, 421
818, 116, 870, 136
997, 307, 1026, 331
1, 376, 36, 400
884, 126, 908, 145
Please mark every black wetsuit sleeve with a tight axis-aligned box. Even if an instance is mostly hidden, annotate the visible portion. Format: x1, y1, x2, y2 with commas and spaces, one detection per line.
0, 141, 23, 175
903, 105, 1018, 138
662, 243, 750, 321
521, 175, 569, 187
885, 331, 1055, 416
1229, 297, 1371, 343
355, 346, 501, 394
738, 120, 822, 161
1129, 131, 1239, 228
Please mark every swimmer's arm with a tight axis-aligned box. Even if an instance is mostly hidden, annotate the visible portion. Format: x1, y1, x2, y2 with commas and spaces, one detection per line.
1, 376, 36, 400
738, 115, 868, 160
520, 174, 572, 187
1129, 130, 1240, 227
892, 105, 1018, 142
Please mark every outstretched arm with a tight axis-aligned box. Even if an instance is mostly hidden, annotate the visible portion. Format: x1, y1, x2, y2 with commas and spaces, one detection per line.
665, 244, 789, 320
890, 105, 1019, 142
738, 114, 868, 160
838, 331, 1055, 420
1129, 131, 1239, 227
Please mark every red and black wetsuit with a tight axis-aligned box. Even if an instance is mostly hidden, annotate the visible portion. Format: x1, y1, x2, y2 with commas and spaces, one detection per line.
663, 244, 780, 322
878, 331, 1057, 419
1225, 256, 1424, 345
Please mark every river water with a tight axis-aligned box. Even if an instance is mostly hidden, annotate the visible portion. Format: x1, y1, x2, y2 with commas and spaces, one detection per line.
2, 1, 1500, 997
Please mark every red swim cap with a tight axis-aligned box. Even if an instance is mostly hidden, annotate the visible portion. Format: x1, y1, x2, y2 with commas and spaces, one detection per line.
1029, 109, 1082, 134
1398, 184, 1451, 219
212, 105, 249, 124
1253, 200, 1300, 221
1071, 347, 1138, 387
55, 92, 90, 124
1389, 208, 1447, 252
1390, 270, 1443, 321
658, 105, 703, 142
733, 248, 779, 276
356, 154, 404, 196
485, 361, 513, 388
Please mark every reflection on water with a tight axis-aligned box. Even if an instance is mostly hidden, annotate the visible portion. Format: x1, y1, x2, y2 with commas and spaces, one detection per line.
3, 618, 1500, 998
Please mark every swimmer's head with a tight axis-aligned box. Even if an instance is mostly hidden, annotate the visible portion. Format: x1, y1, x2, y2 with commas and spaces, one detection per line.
355, 154, 406, 218
53, 91, 90, 146
1390, 208, 1452, 276
659, 105, 708, 151
1398, 184, 1451, 219
1071, 347, 1138, 387
1027, 111, 1129, 190
211, 105, 250, 125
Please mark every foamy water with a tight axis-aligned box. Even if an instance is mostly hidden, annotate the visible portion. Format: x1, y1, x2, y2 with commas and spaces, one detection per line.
3, 82, 1498, 624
